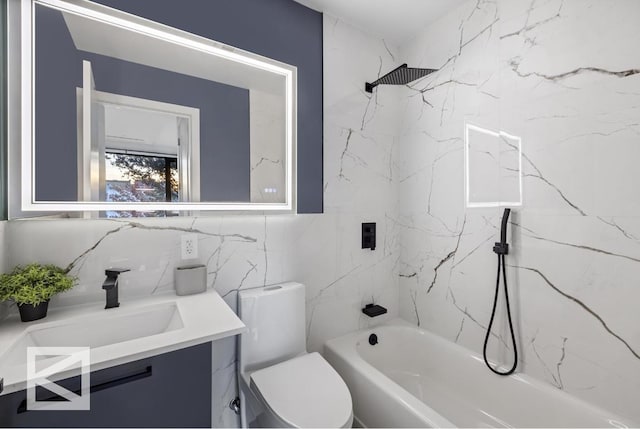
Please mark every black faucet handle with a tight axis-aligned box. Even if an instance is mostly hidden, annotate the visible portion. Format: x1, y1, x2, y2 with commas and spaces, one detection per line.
105, 268, 130, 277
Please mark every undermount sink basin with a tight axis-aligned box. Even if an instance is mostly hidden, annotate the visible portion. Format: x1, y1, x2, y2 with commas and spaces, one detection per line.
0, 290, 246, 396
0, 303, 184, 367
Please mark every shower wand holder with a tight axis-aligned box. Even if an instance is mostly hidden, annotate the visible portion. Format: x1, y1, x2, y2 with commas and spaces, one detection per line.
493, 208, 511, 255
493, 242, 509, 255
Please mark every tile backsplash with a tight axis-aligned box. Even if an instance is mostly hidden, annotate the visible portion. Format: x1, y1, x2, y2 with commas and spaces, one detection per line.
1, 14, 401, 427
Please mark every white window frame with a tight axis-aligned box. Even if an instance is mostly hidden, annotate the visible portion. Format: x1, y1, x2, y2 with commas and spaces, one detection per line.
77, 88, 201, 203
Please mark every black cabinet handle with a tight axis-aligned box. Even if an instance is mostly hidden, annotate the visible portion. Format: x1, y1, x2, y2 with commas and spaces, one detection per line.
17, 366, 152, 414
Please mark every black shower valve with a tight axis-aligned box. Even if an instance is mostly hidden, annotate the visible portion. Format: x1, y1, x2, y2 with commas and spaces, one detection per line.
362, 222, 376, 250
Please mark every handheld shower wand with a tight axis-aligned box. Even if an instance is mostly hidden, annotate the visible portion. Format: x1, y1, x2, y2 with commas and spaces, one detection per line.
483, 208, 518, 376
499, 208, 510, 248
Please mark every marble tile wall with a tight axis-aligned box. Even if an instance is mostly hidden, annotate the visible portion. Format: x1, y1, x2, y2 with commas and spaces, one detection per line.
397, 0, 640, 422
5, 0, 639, 424
1, 14, 401, 428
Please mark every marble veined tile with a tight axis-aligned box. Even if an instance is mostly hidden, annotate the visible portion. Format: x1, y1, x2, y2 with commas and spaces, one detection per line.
397, 0, 640, 422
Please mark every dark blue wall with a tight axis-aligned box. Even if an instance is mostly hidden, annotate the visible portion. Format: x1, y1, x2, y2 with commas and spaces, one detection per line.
35, 5, 251, 202
35, 5, 81, 202
92, 0, 324, 213
85, 55, 251, 203
36, 0, 324, 212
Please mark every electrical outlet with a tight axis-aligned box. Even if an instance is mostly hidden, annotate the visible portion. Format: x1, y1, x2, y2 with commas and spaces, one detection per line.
181, 234, 198, 260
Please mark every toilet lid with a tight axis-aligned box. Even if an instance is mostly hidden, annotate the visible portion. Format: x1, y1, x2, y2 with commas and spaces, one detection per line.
250, 352, 353, 428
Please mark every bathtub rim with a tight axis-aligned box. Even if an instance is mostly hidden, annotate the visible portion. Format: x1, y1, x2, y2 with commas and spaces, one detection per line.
324, 318, 637, 429
324, 319, 455, 428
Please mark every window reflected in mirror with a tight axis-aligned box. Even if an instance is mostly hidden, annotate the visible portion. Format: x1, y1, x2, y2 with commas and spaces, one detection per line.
105, 153, 178, 218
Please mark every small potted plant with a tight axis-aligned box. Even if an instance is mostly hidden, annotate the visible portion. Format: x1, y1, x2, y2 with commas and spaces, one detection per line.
0, 263, 77, 322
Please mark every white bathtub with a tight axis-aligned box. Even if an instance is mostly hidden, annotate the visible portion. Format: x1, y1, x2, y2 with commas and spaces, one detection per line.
324, 320, 636, 428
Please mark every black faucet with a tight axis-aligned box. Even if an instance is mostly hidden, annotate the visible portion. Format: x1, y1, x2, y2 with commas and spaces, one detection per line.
102, 268, 130, 309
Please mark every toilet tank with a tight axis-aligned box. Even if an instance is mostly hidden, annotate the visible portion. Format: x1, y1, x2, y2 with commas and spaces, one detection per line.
238, 282, 306, 374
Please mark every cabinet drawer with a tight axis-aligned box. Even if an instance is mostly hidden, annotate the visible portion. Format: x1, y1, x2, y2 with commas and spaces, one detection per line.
0, 343, 212, 428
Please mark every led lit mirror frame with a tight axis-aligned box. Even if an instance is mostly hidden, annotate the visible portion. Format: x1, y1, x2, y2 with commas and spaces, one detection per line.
12, 0, 297, 214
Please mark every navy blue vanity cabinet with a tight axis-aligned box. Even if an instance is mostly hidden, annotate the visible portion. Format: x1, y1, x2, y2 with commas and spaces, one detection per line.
0, 342, 212, 428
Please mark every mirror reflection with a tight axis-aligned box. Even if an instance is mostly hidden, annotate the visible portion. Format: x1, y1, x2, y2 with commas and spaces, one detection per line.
33, 2, 291, 214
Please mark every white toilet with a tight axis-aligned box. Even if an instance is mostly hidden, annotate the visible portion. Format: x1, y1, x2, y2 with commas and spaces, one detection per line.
237, 282, 353, 428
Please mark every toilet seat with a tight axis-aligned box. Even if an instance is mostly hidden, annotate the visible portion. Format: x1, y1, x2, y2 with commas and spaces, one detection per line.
249, 352, 353, 428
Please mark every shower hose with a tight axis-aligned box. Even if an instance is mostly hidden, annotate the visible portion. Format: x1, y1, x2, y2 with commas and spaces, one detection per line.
482, 208, 518, 376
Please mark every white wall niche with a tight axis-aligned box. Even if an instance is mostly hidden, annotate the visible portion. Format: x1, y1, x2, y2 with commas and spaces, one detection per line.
464, 123, 522, 209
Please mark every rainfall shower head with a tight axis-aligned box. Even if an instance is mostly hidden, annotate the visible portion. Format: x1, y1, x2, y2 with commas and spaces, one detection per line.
365, 63, 437, 93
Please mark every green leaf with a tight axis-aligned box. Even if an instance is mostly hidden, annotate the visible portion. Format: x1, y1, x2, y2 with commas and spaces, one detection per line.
0, 264, 77, 305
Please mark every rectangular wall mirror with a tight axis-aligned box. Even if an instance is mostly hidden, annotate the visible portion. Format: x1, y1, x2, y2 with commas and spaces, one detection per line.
10, 0, 296, 216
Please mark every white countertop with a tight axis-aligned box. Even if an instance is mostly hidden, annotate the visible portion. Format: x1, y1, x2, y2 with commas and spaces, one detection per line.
0, 290, 246, 396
